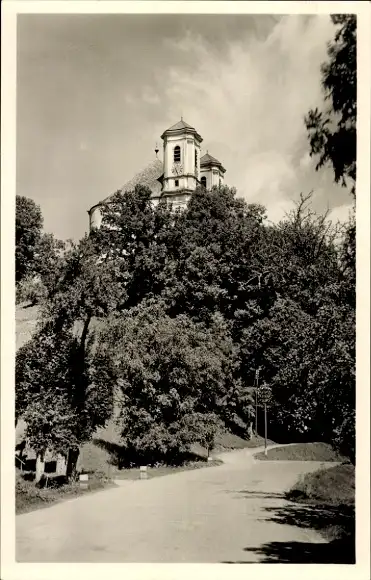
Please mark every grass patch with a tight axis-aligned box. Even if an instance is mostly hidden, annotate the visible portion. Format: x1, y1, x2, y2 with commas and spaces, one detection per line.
244, 435, 275, 449
284, 463, 355, 562
16, 470, 115, 515
255, 442, 345, 462
16, 304, 40, 351
287, 463, 355, 506
213, 431, 274, 451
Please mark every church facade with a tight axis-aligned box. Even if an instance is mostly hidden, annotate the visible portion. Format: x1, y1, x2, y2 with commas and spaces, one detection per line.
88, 119, 226, 230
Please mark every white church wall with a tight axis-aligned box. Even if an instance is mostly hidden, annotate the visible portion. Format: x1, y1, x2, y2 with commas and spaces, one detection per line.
89, 206, 103, 230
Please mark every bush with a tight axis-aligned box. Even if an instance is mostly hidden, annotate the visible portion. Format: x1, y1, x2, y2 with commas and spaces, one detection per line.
16, 275, 47, 306
333, 412, 355, 465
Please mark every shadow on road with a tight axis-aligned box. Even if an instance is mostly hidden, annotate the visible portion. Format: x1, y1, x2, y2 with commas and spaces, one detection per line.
222, 539, 354, 563
262, 502, 355, 539
92, 438, 206, 469
234, 490, 286, 500
223, 496, 355, 563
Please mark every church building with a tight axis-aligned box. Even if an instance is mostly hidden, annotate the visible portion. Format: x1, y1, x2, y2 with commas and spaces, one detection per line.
88, 119, 226, 230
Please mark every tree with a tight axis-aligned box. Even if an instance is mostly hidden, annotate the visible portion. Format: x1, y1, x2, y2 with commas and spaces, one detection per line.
16, 196, 43, 282
305, 15, 356, 195
16, 274, 48, 307
16, 324, 115, 481
237, 197, 355, 458
17, 180, 355, 471
92, 184, 174, 310
34, 233, 66, 292
161, 185, 272, 331
186, 412, 223, 458
265, 193, 342, 316
16, 234, 66, 306
42, 185, 175, 336
95, 301, 244, 464
15, 185, 176, 477
16, 196, 66, 302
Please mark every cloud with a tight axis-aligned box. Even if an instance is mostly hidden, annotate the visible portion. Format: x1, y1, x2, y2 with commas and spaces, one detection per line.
141, 88, 161, 106
17, 14, 348, 240
299, 152, 312, 171
160, 15, 335, 221
79, 141, 89, 152
327, 204, 354, 224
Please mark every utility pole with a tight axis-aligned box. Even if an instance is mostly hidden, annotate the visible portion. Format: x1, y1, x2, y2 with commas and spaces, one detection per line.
254, 368, 260, 435
258, 383, 272, 456
264, 403, 268, 456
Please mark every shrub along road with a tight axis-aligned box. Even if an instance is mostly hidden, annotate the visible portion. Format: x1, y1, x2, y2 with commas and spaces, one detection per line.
17, 446, 342, 563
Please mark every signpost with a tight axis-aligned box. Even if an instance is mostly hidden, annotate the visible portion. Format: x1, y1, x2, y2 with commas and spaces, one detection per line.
254, 368, 260, 435
257, 384, 273, 455
140, 466, 148, 480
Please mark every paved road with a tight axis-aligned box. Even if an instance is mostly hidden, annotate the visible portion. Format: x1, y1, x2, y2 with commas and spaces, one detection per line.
17, 447, 335, 563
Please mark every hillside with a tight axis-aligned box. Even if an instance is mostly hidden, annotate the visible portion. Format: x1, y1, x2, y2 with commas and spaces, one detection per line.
16, 304, 40, 351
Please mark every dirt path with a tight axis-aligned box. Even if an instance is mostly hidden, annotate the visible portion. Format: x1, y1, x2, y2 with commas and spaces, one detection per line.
17, 447, 335, 563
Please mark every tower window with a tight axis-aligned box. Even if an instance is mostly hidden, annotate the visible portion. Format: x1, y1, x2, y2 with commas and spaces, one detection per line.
201, 176, 207, 188
174, 145, 181, 163
195, 149, 198, 167
175, 179, 179, 187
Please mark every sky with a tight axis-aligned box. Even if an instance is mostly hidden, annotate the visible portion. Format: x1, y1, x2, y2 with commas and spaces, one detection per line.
17, 13, 354, 241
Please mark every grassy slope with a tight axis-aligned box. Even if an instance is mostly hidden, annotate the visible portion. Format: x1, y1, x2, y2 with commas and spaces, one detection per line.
256, 440, 355, 562
287, 463, 355, 562
16, 304, 40, 350
214, 432, 274, 451
255, 442, 345, 462
289, 463, 355, 505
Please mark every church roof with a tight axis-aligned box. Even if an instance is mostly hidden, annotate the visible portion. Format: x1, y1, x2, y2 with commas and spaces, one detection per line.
90, 158, 163, 211
161, 119, 202, 142
165, 119, 195, 132
116, 158, 163, 199
200, 153, 222, 166
200, 152, 226, 173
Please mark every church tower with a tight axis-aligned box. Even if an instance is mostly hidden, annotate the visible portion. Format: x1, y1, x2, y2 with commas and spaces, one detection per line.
160, 119, 203, 204
88, 119, 228, 230
200, 152, 226, 189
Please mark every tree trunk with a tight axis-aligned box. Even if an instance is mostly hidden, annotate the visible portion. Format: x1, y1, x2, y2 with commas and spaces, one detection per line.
248, 422, 254, 440
66, 448, 80, 481
35, 450, 45, 484
80, 313, 92, 353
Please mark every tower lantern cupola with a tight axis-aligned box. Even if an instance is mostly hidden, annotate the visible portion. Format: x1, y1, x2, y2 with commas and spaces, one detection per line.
200, 152, 226, 190
161, 119, 203, 197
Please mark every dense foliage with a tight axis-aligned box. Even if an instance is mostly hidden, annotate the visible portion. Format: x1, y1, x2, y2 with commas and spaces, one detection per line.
16, 181, 355, 468
96, 302, 241, 463
305, 15, 356, 195
16, 195, 65, 302
16, 196, 43, 283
